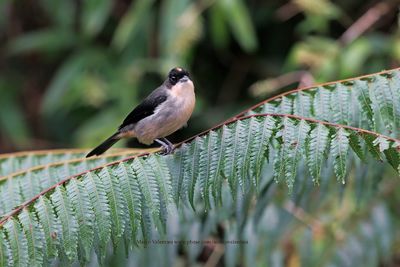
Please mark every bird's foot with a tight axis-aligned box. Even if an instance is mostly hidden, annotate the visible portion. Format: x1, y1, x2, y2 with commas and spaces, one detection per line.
155, 138, 175, 155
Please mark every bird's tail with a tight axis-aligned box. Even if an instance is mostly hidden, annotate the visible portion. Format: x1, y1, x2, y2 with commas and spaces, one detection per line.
86, 133, 120, 157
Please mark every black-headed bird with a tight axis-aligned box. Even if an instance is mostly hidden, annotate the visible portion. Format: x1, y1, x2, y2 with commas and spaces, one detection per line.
86, 67, 195, 157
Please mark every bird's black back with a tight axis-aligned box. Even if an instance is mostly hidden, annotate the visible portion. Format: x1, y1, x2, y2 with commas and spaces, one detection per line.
118, 87, 168, 130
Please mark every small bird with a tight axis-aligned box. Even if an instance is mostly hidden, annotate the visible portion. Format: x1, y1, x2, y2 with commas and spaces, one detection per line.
86, 67, 195, 157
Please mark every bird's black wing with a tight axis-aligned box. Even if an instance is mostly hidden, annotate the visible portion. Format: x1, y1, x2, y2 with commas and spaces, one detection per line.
118, 88, 168, 130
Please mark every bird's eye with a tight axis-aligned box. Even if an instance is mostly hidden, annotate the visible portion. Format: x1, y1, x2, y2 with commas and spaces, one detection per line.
170, 75, 177, 83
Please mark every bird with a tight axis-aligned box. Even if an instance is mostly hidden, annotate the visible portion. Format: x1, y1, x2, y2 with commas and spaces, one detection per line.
86, 67, 195, 157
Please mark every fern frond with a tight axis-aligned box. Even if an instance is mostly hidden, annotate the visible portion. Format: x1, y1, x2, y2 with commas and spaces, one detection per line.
0, 151, 140, 217
240, 68, 400, 138
0, 149, 87, 177
0, 113, 398, 265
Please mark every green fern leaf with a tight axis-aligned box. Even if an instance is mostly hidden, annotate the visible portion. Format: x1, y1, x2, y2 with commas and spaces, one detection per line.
188, 137, 203, 210
355, 79, 375, 130
372, 74, 397, 134
82, 172, 111, 260
313, 87, 332, 122
3, 218, 28, 267
98, 167, 127, 246
286, 119, 311, 190
294, 91, 312, 117
147, 154, 173, 231
65, 178, 94, 262
210, 128, 228, 206
388, 71, 400, 135
273, 117, 292, 184
199, 130, 220, 209
348, 132, 366, 162
168, 144, 186, 206
251, 116, 276, 186
260, 102, 278, 114
34, 196, 60, 259
51, 186, 78, 261
373, 137, 400, 171
0, 230, 12, 266
306, 123, 330, 184
234, 119, 251, 193
223, 121, 246, 198
331, 83, 351, 124
178, 144, 194, 206
383, 142, 400, 171
280, 96, 293, 114
115, 162, 141, 246
361, 134, 383, 161
331, 127, 350, 184
240, 117, 260, 191
132, 158, 162, 229
18, 208, 44, 266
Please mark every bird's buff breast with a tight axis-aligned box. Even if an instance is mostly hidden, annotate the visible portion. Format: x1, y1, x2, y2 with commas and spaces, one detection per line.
134, 81, 195, 145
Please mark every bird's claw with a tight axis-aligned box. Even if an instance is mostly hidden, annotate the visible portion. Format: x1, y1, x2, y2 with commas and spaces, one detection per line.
155, 138, 175, 155
160, 145, 174, 155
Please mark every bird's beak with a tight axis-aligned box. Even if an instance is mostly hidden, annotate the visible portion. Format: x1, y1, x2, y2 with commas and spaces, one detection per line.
180, 75, 190, 82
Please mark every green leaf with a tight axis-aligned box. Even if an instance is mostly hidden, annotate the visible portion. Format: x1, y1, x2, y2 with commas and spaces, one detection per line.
112, 0, 156, 50
355, 79, 375, 130
3, 218, 28, 267
82, 172, 111, 261
348, 132, 366, 162
51, 186, 78, 261
132, 158, 162, 229
18, 208, 44, 266
331, 127, 350, 184
313, 86, 332, 122
362, 133, 383, 161
115, 162, 141, 246
294, 92, 312, 117
98, 167, 127, 246
187, 137, 203, 210
209, 3, 229, 49
34, 196, 60, 259
199, 130, 220, 209
249, 116, 276, 187
331, 83, 351, 124
219, 0, 257, 52
6, 30, 75, 55
0, 230, 12, 266
306, 123, 330, 184
82, 0, 112, 37
65, 178, 94, 263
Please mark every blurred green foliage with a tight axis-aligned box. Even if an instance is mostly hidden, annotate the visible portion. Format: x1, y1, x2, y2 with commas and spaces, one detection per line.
0, 0, 399, 152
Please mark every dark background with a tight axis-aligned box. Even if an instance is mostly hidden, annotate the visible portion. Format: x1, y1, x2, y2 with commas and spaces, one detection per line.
0, 0, 399, 152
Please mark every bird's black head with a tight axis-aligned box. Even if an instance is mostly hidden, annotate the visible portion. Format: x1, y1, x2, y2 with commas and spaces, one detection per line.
168, 67, 190, 86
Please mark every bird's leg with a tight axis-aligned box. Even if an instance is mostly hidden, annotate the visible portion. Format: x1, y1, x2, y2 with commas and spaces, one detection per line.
161, 137, 175, 152
155, 138, 174, 155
